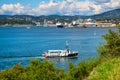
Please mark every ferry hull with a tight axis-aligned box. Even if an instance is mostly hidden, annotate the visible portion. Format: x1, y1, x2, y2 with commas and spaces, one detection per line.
68, 53, 78, 57
45, 53, 78, 58
57, 25, 64, 28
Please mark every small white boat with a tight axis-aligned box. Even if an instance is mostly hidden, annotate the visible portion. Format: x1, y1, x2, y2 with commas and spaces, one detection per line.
42, 42, 78, 58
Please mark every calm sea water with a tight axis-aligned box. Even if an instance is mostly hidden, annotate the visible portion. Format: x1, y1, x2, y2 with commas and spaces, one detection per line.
0, 26, 117, 70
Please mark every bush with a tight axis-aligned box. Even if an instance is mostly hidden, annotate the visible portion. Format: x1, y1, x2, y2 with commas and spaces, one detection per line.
64, 58, 100, 80
97, 29, 120, 58
88, 58, 120, 80
0, 60, 65, 80
0, 58, 101, 80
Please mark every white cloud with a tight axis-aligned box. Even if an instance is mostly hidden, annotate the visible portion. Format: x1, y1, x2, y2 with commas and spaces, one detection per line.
31, 0, 59, 15
0, 0, 120, 15
104, 0, 120, 9
31, 0, 93, 15
0, 9, 3, 14
0, 3, 25, 14
95, 0, 120, 13
90, 3, 102, 14
32, 0, 120, 15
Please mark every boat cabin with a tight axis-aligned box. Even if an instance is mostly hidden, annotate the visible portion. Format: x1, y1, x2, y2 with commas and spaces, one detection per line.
48, 50, 70, 57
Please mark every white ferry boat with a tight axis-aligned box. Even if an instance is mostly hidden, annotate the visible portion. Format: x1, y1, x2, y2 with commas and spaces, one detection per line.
56, 22, 64, 28
42, 42, 78, 58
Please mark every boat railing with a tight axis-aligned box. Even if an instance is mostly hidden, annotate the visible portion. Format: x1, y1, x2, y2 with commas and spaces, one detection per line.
72, 51, 78, 53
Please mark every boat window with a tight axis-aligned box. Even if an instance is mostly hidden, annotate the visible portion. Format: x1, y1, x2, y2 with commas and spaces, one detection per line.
50, 51, 61, 53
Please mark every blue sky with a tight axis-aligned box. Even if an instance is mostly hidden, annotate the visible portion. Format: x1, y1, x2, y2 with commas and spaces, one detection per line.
0, 0, 85, 7
0, 0, 119, 15
0, 0, 49, 7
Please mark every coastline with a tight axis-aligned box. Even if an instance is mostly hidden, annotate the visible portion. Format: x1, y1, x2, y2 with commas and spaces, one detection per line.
0, 24, 117, 28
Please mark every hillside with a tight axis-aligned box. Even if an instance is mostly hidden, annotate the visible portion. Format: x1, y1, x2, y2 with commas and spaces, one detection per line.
0, 8, 120, 25
88, 58, 120, 80
90, 9, 120, 19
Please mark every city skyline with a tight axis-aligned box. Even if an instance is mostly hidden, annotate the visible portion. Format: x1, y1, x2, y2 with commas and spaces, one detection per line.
0, 0, 120, 16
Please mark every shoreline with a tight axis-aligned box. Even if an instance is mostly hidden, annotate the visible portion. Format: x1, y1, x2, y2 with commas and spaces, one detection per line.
0, 25, 117, 28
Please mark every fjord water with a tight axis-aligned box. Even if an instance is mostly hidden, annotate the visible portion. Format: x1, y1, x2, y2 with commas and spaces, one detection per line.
0, 26, 117, 70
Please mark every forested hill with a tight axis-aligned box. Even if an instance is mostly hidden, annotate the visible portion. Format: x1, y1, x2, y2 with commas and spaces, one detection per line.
0, 8, 120, 25
90, 9, 120, 19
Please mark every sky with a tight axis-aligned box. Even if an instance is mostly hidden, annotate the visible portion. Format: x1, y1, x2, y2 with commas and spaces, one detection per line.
0, 0, 120, 16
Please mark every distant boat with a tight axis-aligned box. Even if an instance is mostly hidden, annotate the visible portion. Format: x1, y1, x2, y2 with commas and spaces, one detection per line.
56, 22, 64, 28
26, 27, 30, 29
42, 41, 78, 58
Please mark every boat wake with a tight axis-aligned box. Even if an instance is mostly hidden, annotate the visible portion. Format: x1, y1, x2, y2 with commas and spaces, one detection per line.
0, 56, 45, 60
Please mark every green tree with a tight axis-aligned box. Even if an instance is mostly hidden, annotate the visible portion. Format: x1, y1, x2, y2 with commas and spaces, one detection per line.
65, 58, 100, 80
0, 60, 65, 80
97, 27, 120, 58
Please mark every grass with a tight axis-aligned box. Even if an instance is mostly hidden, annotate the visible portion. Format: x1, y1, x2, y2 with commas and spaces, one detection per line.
88, 57, 120, 80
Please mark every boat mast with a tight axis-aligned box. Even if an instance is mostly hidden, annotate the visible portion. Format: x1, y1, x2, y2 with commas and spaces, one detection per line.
66, 41, 69, 49
65, 41, 70, 54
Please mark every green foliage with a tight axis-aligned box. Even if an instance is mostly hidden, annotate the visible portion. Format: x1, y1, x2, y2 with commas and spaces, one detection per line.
0, 63, 23, 80
117, 24, 120, 33
0, 58, 101, 80
0, 53, 118, 80
0, 60, 65, 80
88, 57, 120, 80
97, 29, 120, 58
65, 58, 100, 80
0, 20, 36, 25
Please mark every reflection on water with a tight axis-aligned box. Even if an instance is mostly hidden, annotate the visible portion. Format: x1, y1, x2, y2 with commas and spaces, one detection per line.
48, 57, 78, 68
